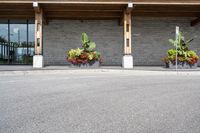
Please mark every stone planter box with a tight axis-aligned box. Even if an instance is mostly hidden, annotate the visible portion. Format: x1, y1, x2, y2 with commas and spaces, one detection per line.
70, 61, 100, 68
166, 61, 198, 69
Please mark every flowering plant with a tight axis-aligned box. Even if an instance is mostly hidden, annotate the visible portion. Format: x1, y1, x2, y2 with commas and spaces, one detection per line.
67, 33, 102, 65
163, 31, 199, 65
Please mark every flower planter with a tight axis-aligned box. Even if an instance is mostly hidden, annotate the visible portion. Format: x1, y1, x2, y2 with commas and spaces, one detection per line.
70, 60, 100, 68
166, 61, 198, 69
67, 33, 102, 68
163, 30, 199, 69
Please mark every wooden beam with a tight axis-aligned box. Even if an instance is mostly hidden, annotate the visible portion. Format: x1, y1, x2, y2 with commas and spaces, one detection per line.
126, 3, 134, 13
47, 16, 120, 19
0, 16, 34, 19
123, 11, 132, 55
119, 14, 124, 26
33, 2, 41, 13
132, 12, 200, 17
191, 17, 200, 26
119, 3, 134, 26
42, 12, 48, 25
47, 17, 119, 20
35, 7, 43, 55
33, 2, 48, 25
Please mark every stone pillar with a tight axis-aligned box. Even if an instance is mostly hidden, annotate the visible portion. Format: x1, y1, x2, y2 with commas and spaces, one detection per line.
33, 2, 44, 68
122, 11, 133, 68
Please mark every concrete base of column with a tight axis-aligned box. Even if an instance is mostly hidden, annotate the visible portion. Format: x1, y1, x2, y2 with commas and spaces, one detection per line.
33, 55, 44, 68
122, 55, 133, 68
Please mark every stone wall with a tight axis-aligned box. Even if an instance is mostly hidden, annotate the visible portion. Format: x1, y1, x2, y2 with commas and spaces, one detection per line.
43, 20, 123, 66
132, 17, 200, 66
43, 18, 200, 66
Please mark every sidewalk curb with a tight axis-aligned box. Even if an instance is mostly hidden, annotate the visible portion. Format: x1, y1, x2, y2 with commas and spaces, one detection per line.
0, 69, 200, 76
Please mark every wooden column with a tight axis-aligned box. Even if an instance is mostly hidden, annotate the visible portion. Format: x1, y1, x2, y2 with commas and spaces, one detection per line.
123, 11, 132, 55
34, 2, 43, 55
35, 10, 43, 55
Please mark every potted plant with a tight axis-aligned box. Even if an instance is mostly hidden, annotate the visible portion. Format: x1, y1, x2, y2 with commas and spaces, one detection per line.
66, 33, 102, 67
163, 31, 199, 69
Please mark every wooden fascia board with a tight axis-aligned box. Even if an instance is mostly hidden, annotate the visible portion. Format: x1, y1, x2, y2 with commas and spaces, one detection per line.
0, 1, 128, 4
0, 1, 200, 5
133, 2, 200, 6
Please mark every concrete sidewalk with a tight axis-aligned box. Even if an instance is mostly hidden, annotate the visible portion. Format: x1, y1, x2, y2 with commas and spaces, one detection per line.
1, 65, 200, 71
0, 65, 200, 76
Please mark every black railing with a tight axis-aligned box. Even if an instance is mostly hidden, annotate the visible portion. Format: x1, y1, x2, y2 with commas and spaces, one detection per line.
0, 42, 34, 64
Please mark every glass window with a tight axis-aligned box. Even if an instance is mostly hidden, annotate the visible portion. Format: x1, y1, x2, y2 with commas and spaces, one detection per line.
0, 20, 8, 64
0, 20, 35, 65
10, 20, 27, 64
28, 21, 35, 56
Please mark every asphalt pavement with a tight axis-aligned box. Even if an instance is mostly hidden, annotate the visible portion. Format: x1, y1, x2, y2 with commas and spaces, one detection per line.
0, 71, 200, 133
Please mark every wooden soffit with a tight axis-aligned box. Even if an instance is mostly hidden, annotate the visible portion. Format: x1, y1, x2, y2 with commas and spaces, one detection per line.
0, 0, 200, 20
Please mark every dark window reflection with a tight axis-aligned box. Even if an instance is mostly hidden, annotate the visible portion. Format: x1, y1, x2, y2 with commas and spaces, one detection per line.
0, 21, 8, 64
28, 22, 35, 57
0, 20, 35, 64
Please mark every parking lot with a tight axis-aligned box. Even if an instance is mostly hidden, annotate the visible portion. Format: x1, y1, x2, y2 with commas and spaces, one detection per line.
0, 71, 200, 133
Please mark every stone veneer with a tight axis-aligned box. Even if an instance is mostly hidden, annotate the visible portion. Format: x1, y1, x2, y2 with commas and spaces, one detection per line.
43, 18, 200, 66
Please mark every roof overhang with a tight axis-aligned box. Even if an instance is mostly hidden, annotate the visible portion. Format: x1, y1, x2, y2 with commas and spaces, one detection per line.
0, 0, 200, 22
